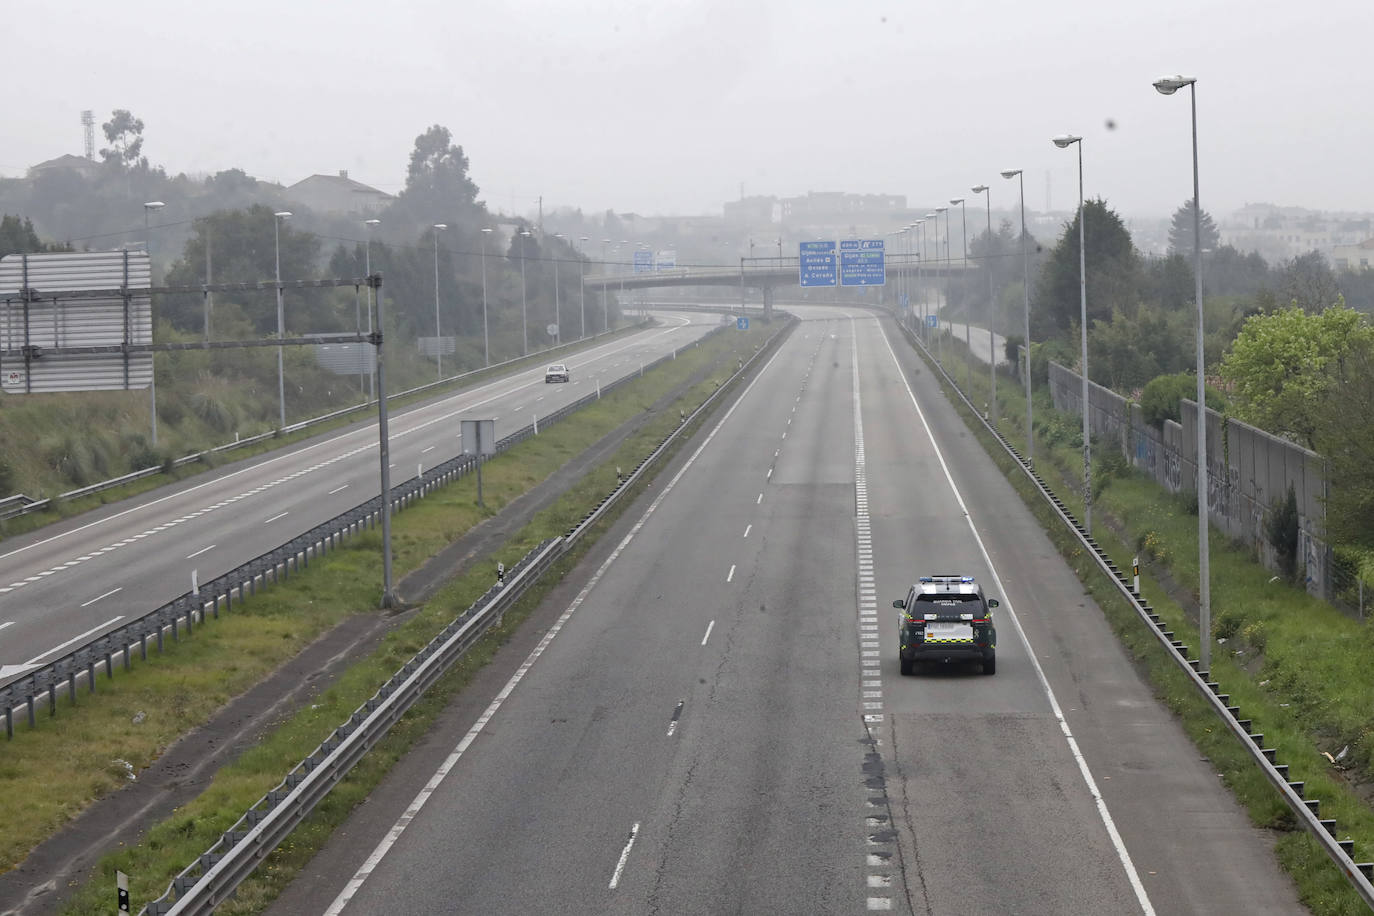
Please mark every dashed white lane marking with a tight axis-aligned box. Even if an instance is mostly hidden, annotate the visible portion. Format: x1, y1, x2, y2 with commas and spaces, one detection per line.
666, 700, 685, 737
756, 493, 763, 505
263, 512, 289, 525
701, 620, 715, 646
325, 339, 791, 915
876, 319, 1156, 915
421, 445, 436, 454
186, 545, 216, 560
328, 485, 349, 495
25, 615, 124, 665
0, 621, 13, 631
742, 524, 752, 538
80, 587, 122, 607
726, 564, 736, 583
609, 822, 641, 889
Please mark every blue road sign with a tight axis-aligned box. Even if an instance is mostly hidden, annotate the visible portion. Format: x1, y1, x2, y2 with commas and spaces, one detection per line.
926, 314, 938, 328
799, 240, 837, 287
634, 249, 653, 273
839, 239, 885, 287
737, 316, 750, 330
900, 292, 910, 308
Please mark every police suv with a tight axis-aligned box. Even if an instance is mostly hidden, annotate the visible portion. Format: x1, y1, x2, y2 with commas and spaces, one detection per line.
892, 575, 999, 676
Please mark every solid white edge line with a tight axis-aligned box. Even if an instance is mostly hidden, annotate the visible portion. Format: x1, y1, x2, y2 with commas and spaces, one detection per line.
608, 822, 641, 889
325, 337, 791, 914
25, 615, 125, 665
875, 321, 1156, 916
185, 545, 216, 560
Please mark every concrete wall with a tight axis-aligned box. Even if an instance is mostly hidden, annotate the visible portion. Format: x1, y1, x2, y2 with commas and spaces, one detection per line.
1048, 361, 1330, 597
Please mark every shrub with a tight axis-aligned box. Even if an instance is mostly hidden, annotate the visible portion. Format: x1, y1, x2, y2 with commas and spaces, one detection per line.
1266, 485, 1300, 581
1139, 372, 1228, 429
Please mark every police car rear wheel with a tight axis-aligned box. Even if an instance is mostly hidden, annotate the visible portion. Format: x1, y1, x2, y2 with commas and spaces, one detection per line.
899, 657, 914, 676
982, 655, 996, 675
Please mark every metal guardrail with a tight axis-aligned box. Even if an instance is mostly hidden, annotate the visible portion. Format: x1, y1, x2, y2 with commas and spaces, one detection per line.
0, 325, 644, 522
138, 314, 795, 914
0, 324, 724, 737
894, 313, 1374, 907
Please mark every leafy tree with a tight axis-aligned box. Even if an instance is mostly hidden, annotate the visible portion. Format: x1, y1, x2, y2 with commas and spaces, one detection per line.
100, 109, 146, 168
162, 206, 330, 336
1089, 303, 1191, 391
1143, 252, 1195, 312
0, 214, 70, 257
1139, 372, 1226, 428
1275, 251, 1339, 313
1220, 303, 1374, 448
1167, 199, 1220, 256
1314, 338, 1374, 546
1034, 198, 1142, 337
1204, 245, 1270, 301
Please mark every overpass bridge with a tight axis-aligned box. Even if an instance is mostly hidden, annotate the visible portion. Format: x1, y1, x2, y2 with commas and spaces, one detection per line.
584, 252, 975, 321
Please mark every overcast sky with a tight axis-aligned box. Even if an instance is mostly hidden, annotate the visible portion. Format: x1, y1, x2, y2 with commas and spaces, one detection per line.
8, 0, 1373, 223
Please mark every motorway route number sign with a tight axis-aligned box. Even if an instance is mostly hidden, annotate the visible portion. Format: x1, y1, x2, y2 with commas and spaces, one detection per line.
839, 239, 885, 287
799, 240, 837, 287
737, 317, 750, 330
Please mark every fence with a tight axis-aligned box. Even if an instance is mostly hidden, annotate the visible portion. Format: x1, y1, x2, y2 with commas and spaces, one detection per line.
1046, 360, 1331, 598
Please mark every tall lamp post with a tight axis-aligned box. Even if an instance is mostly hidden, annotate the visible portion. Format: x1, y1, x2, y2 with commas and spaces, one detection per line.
935, 206, 949, 367
432, 223, 447, 378
579, 236, 589, 339
364, 218, 380, 399
971, 185, 996, 420
1053, 132, 1090, 534
553, 233, 564, 344
1001, 169, 1033, 466
519, 229, 531, 355
601, 238, 611, 332
1155, 73, 1210, 671
951, 197, 971, 390
914, 220, 926, 338
273, 210, 292, 429
480, 227, 492, 366
142, 201, 164, 446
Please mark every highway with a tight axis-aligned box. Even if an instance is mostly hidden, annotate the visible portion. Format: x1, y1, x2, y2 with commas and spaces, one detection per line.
269, 306, 1301, 914
0, 314, 720, 682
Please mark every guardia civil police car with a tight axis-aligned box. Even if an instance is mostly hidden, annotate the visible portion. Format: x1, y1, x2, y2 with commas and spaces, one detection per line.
892, 575, 999, 676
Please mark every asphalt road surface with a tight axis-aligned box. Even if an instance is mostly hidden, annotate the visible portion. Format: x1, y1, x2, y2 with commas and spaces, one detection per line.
269, 306, 1302, 915
0, 314, 717, 682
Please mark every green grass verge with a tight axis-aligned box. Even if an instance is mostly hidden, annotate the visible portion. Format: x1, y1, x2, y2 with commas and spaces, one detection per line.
0, 322, 776, 913
913, 324, 1371, 914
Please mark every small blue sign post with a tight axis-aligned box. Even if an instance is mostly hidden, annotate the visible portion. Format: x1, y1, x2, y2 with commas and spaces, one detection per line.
799, 240, 837, 287
926, 314, 938, 328
839, 239, 885, 287
737, 316, 750, 330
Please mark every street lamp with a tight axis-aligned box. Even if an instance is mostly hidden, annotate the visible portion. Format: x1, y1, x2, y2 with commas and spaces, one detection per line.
273, 210, 292, 429
1154, 73, 1211, 671
364, 218, 380, 399
971, 184, 996, 421
432, 223, 447, 379
1052, 132, 1091, 534
914, 220, 926, 337
553, 232, 564, 344
951, 197, 971, 390
1001, 169, 1033, 467
601, 238, 611, 332
142, 201, 164, 446
519, 229, 531, 355
578, 235, 589, 338
935, 206, 949, 367
480, 227, 493, 366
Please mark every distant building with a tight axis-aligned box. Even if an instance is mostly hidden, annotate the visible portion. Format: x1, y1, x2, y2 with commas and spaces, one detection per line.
778, 191, 906, 223
27, 153, 101, 180
283, 170, 393, 217
723, 195, 779, 224
1333, 238, 1374, 272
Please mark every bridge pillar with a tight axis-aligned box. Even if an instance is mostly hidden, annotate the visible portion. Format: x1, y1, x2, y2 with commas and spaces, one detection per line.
762, 286, 774, 322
